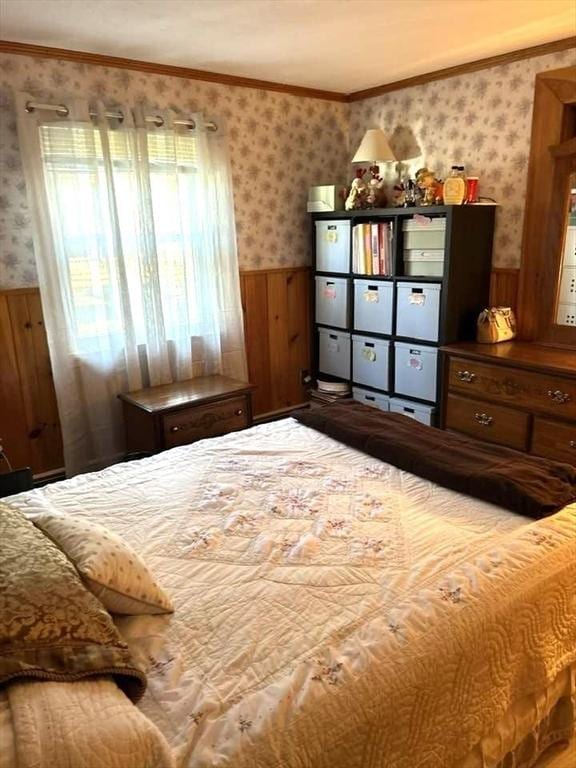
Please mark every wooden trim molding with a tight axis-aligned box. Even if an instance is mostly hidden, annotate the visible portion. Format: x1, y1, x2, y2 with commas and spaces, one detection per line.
240, 265, 309, 277
0, 40, 348, 103
0, 37, 574, 104
348, 37, 576, 101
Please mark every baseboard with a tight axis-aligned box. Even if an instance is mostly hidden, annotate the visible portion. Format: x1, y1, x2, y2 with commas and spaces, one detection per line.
33, 468, 66, 486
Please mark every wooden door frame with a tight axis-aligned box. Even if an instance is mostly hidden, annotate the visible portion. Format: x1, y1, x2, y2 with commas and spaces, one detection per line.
517, 66, 576, 346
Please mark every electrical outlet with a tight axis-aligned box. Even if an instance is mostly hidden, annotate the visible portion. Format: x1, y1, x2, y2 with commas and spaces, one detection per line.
300, 369, 312, 386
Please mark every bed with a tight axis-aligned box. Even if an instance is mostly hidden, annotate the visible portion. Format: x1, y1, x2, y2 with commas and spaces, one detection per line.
1, 409, 575, 768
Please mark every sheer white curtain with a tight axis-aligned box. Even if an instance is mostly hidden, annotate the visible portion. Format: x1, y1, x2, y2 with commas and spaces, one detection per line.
16, 95, 247, 476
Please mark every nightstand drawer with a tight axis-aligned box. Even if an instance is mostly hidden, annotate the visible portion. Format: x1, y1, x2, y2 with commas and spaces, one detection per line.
162, 396, 249, 448
445, 394, 529, 451
531, 417, 576, 465
448, 357, 576, 420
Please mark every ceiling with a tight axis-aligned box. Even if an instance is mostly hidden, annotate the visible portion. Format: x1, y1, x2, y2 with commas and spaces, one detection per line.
0, 0, 574, 93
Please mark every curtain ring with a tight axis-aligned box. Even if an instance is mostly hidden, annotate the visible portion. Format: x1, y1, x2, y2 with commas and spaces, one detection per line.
153, 115, 164, 127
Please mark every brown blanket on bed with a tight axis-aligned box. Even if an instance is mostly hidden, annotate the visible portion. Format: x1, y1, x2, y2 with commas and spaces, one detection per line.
0, 502, 146, 702
294, 401, 576, 518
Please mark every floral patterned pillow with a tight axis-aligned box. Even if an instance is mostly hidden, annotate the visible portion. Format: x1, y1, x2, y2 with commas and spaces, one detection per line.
32, 511, 173, 615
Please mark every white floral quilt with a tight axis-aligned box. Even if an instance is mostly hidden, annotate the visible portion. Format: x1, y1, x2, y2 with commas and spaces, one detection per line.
7, 418, 576, 768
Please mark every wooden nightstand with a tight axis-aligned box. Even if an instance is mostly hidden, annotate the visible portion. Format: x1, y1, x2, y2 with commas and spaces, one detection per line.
118, 375, 255, 455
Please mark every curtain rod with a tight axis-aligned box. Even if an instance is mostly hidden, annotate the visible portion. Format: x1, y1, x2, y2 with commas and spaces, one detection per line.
24, 101, 217, 131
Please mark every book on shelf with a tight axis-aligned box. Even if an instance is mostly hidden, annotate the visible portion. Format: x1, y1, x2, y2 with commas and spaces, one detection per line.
371, 223, 379, 275
363, 226, 371, 275
352, 221, 393, 276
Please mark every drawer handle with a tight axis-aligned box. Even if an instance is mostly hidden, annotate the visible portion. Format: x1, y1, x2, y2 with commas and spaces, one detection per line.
170, 425, 180, 433
570, 440, 576, 449
235, 409, 243, 416
457, 370, 476, 383
547, 389, 571, 404
474, 412, 493, 426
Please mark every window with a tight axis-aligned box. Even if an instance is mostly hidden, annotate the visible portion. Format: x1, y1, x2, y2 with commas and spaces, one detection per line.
39, 123, 203, 351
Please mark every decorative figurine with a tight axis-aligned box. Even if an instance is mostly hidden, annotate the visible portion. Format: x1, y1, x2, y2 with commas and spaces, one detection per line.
366, 165, 387, 207
345, 169, 369, 210
415, 167, 441, 206
392, 181, 406, 207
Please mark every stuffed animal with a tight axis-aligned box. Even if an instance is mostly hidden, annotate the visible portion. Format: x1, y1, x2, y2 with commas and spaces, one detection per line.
415, 167, 440, 206
345, 170, 369, 210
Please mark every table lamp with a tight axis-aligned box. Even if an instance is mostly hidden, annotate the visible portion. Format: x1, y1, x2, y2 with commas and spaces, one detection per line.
347, 128, 396, 209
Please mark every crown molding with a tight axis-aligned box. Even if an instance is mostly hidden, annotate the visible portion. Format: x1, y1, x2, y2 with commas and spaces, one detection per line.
0, 36, 574, 105
0, 40, 348, 102
347, 36, 576, 101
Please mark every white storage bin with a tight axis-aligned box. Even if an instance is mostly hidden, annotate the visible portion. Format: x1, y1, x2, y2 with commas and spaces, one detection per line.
394, 342, 438, 402
396, 281, 441, 342
557, 266, 576, 304
352, 334, 390, 391
353, 280, 393, 334
403, 217, 446, 250
315, 220, 351, 273
556, 303, 576, 326
353, 387, 389, 411
403, 250, 444, 277
389, 397, 435, 426
562, 224, 575, 267
315, 276, 349, 328
318, 328, 350, 379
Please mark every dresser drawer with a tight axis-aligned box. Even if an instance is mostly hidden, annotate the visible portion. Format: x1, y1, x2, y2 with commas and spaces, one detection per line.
445, 394, 530, 451
531, 417, 576, 465
162, 396, 249, 448
448, 357, 576, 420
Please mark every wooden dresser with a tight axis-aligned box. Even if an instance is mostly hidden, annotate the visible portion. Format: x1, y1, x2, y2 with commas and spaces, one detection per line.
119, 375, 255, 455
441, 342, 576, 465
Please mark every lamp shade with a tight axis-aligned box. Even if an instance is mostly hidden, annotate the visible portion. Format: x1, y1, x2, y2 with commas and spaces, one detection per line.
352, 128, 396, 163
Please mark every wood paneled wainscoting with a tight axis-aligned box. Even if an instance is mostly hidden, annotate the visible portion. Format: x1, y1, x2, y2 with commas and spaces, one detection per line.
0, 266, 515, 476
0, 268, 311, 476
490, 268, 520, 310
240, 266, 311, 417
0, 288, 64, 477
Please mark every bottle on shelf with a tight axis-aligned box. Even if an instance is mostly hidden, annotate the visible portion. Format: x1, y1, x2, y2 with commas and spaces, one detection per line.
443, 166, 467, 205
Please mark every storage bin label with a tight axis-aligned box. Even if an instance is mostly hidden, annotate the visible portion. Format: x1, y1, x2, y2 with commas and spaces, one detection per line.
408, 356, 423, 370
324, 230, 338, 243
362, 348, 376, 362
323, 287, 336, 299
327, 340, 339, 352
409, 292, 426, 305
363, 289, 379, 303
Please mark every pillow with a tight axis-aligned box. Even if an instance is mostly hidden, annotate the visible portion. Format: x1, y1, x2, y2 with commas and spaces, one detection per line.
31, 509, 173, 615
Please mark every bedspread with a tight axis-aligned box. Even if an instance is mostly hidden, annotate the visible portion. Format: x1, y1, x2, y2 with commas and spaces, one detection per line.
7, 418, 576, 768
0, 679, 174, 768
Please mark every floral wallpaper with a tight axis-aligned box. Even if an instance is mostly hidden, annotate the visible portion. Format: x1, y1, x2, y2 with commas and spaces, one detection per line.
349, 47, 575, 269
0, 53, 349, 289
0, 46, 575, 289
